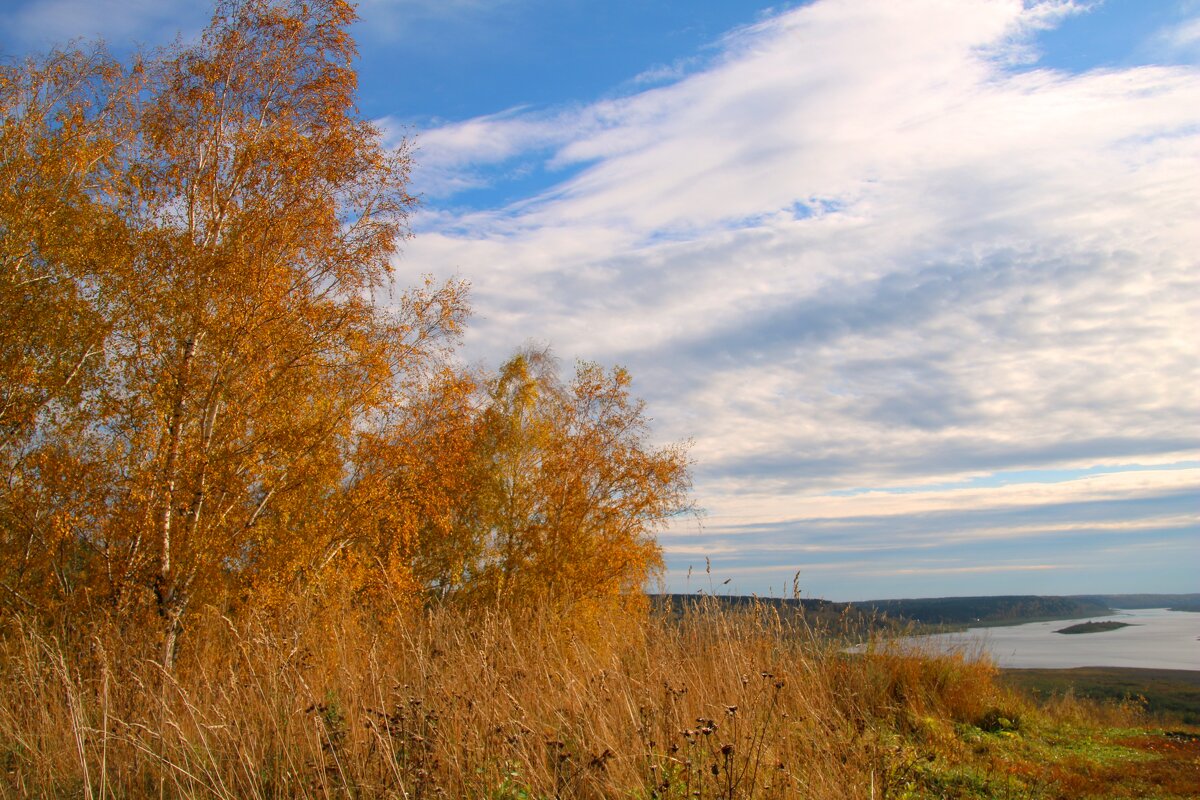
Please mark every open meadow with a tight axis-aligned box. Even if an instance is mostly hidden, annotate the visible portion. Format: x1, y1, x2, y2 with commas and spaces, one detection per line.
2, 597, 1197, 799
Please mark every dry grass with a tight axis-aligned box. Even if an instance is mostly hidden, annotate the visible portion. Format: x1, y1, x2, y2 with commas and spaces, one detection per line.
0, 595, 1150, 799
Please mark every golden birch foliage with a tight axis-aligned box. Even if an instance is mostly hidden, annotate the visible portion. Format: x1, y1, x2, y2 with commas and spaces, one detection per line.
93, 0, 466, 648
335, 348, 691, 616
345, 367, 482, 606
0, 1, 467, 646
1, 0, 690, 647
0, 47, 131, 612
458, 348, 692, 613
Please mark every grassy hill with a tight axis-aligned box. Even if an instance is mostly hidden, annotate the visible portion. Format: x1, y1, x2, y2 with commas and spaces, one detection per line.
4, 597, 1196, 798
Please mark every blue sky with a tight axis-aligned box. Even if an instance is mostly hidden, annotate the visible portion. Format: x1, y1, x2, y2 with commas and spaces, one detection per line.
4, 0, 1198, 600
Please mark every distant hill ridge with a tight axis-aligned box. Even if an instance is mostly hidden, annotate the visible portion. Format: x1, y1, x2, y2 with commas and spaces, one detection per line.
652, 593, 1200, 627
853, 595, 1113, 626
1071, 594, 1200, 612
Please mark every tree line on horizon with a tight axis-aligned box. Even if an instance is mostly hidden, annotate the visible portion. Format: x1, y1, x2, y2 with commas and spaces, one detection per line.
0, 0, 691, 666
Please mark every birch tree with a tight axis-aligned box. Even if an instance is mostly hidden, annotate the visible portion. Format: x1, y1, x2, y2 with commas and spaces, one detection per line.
456, 349, 692, 612
1, 0, 689, 657
1, 0, 466, 665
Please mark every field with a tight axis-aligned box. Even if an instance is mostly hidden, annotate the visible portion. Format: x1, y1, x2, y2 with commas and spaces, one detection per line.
1, 598, 1198, 799
1002, 667, 1200, 726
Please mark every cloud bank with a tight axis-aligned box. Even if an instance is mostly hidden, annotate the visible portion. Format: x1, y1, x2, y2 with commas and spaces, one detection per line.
399, 0, 1200, 598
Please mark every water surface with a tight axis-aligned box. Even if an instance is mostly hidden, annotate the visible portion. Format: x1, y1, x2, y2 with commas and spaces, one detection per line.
903, 608, 1200, 670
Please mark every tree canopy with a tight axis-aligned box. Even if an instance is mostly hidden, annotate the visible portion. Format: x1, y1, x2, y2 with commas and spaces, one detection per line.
1, 0, 691, 663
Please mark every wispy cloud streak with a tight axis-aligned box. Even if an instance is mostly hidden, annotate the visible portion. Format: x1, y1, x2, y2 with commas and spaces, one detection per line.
401, 0, 1200, 597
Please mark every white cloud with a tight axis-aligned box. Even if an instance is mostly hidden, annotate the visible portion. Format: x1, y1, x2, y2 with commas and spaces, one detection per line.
1156, 14, 1200, 57
853, 563, 1065, 576
707, 468, 1200, 527
629, 59, 694, 88
398, 0, 1200, 596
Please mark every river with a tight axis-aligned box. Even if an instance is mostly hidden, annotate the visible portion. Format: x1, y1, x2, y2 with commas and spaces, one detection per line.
900, 608, 1200, 671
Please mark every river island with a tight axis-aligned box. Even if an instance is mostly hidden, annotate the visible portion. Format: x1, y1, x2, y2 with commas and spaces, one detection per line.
1055, 621, 1135, 635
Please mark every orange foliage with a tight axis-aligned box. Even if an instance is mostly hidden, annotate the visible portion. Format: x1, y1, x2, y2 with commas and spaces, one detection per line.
454, 348, 691, 612
1, 1, 690, 664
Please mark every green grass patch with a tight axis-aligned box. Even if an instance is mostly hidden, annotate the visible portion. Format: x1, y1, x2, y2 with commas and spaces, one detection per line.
1002, 667, 1200, 725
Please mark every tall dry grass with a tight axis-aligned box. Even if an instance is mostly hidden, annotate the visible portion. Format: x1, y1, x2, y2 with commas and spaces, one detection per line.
0, 596, 1030, 799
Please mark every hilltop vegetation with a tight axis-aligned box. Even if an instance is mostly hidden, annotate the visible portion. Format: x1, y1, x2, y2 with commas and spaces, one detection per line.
2, 598, 1198, 799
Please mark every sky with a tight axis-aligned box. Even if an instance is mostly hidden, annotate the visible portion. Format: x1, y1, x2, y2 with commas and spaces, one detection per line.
4, 0, 1198, 601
